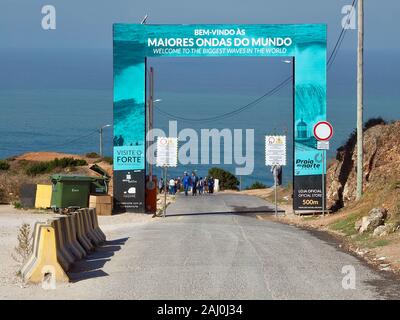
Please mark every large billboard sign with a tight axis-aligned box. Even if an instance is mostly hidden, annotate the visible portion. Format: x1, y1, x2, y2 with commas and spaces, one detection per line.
113, 24, 327, 212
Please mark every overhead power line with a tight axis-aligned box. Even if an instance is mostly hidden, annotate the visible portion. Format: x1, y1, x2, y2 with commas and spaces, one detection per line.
155, 0, 357, 123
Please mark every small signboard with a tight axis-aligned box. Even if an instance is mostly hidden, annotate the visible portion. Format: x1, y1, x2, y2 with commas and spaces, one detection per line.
317, 141, 329, 150
313, 121, 333, 141
265, 135, 286, 166
156, 137, 178, 167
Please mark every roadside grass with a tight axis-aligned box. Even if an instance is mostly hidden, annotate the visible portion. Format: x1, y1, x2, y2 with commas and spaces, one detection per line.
367, 239, 391, 248
328, 211, 363, 236
263, 184, 293, 205
351, 232, 392, 248
302, 216, 319, 221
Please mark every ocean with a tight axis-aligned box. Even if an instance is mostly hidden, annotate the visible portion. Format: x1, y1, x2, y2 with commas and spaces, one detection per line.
0, 49, 399, 188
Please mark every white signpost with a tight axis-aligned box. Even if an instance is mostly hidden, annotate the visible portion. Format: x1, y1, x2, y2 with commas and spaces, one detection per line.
265, 135, 287, 216
265, 135, 287, 166
156, 137, 178, 217
313, 121, 333, 217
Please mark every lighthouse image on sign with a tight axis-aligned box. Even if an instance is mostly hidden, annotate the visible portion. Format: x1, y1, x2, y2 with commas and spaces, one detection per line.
296, 118, 317, 149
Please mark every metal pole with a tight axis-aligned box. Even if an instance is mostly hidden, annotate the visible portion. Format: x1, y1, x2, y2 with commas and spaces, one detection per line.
274, 170, 277, 217
149, 67, 154, 180
163, 167, 167, 218
99, 127, 103, 157
322, 150, 325, 217
356, 0, 364, 200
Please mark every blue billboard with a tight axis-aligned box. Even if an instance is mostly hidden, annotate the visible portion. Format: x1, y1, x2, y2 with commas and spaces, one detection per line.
113, 24, 327, 212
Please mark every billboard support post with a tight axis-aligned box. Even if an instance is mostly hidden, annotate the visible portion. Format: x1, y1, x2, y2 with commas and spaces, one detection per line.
314, 121, 333, 216
274, 178, 277, 217
163, 166, 167, 218
321, 149, 325, 217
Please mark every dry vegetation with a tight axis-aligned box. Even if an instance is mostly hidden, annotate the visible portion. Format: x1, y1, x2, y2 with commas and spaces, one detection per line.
0, 152, 113, 204
12, 223, 33, 267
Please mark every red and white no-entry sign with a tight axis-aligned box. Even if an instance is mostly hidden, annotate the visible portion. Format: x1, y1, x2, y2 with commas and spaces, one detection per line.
313, 121, 333, 141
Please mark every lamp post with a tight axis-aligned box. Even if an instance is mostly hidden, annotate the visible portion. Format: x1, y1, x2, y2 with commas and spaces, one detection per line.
146, 66, 162, 179
99, 124, 111, 157
148, 98, 162, 178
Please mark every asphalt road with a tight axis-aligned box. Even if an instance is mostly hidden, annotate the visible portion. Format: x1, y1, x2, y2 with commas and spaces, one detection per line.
2, 193, 400, 299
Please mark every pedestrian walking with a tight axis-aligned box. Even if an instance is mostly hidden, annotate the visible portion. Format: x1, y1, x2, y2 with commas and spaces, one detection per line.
204, 177, 209, 193
169, 178, 176, 195
208, 176, 214, 194
158, 178, 164, 194
191, 171, 198, 196
198, 177, 204, 195
182, 172, 190, 196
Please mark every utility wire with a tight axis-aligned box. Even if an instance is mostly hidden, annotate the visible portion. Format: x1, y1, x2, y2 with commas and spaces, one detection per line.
155, 0, 357, 123
44, 130, 99, 148
155, 76, 292, 123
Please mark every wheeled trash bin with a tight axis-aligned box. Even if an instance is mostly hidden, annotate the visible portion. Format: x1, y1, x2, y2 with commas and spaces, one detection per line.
50, 175, 93, 211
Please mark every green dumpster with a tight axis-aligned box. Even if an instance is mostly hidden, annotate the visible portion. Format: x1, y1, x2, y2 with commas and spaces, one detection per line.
90, 178, 108, 194
89, 164, 110, 195
50, 175, 94, 211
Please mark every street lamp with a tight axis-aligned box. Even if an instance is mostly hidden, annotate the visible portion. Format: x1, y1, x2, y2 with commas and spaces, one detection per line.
147, 96, 162, 178
99, 124, 111, 157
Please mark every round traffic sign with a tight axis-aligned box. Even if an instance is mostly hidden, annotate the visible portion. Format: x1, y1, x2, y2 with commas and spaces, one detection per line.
313, 121, 333, 141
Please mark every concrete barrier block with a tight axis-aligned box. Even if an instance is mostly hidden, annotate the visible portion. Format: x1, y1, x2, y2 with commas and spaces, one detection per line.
75, 211, 94, 252
89, 208, 106, 242
22, 225, 68, 283
20, 222, 47, 278
80, 208, 102, 246
49, 218, 74, 271
60, 215, 84, 260
66, 214, 87, 258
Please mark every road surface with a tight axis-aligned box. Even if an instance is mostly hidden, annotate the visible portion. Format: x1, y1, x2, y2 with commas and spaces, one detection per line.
1, 193, 399, 299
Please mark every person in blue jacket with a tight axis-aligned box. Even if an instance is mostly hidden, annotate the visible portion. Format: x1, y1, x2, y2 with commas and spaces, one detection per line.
191, 171, 198, 196
182, 172, 190, 196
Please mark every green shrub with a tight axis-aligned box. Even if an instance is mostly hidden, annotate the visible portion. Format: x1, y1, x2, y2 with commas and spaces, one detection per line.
207, 167, 239, 191
86, 152, 100, 158
102, 157, 113, 165
25, 157, 88, 176
25, 162, 49, 176
13, 201, 22, 209
364, 117, 386, 130
246, 181, 267, 190
0, 160, 10, 171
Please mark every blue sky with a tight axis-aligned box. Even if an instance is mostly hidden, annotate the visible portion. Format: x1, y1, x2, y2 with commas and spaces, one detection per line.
0, 0, 399, 51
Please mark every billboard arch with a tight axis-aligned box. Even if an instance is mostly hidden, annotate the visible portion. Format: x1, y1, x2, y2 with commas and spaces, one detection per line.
113, 24, 327, 212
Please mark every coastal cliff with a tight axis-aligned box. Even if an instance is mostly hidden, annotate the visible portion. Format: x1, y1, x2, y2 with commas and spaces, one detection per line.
327, 119, 400, 215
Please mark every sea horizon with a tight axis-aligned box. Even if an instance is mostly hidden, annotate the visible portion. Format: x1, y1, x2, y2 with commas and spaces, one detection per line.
1, 48, 399, 187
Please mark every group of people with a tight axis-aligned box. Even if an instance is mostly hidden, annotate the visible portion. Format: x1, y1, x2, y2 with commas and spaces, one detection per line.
158, 171, 215, 196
